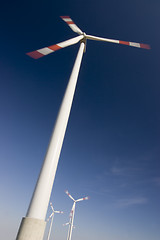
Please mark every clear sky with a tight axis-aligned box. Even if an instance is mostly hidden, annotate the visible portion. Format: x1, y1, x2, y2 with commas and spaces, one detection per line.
0, 1, 160, 240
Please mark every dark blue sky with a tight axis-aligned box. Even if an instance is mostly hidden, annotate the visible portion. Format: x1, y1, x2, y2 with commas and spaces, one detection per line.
0, 1, 160, 240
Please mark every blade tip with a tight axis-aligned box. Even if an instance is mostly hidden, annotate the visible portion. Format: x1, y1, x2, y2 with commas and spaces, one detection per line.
26, 51, 44, 59
60, 16, 70, 19
140, 43, 151, 50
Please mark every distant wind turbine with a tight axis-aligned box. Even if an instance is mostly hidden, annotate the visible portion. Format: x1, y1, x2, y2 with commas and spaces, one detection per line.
63, 221, 75, 240
65, 190, 89, 240
16, 16, 150, 240
46, 202, 63, 240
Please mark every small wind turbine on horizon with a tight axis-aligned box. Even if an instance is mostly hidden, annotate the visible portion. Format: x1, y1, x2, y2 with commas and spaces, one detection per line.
63, 219, 75, 240
16, 16, 150, 240
63, 208, 75, 240
65, 190, 89, 240
46, 202, 63, 240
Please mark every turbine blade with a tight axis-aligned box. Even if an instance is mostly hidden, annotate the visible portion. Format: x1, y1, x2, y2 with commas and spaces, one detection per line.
60, 16, 83, 35
47, 212, 54, 221
63, 222, 70, 226
76, 196, 89, 202
70, 209, 74, 218
54, 211, 63, 214
70, 203, 75, 218
64, 222, 75, 228
50, 202, 54, 212
65, 190, 75, 202
26, 35, 84, 59
86, 34, 150, 50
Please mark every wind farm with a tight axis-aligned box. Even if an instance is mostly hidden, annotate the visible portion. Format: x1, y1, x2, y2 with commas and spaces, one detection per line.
16, 15, 150, 240
1, 2, 159, 240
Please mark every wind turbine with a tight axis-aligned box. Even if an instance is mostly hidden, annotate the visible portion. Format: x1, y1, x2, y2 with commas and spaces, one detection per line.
65, 190, 89, 240
63, 204, 76, 240
46, 202, 63, 240
16, 16, 150, 240
63, 221, 75, 240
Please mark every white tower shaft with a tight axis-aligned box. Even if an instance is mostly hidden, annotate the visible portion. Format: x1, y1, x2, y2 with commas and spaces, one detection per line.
27, 41, 85, 220
16, 41, 85, 240
47, 214, 54, 240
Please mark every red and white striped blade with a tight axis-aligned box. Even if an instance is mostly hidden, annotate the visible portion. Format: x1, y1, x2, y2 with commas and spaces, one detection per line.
54, 210, 63, 214
63, 222, 70, 226
65, 190, 75, 202
50, 202, 54, 212
76, 196, 89, 202
64, 223, 75, 228
26, 35, 84, 59
69, 209, 74, 218
70, 203, 75, 218
47, 212, 54, 221
60, 16, 83, 35
86, 34, 150, 50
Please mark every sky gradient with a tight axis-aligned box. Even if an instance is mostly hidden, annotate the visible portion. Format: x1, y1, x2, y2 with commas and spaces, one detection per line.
0, 1, 160, 240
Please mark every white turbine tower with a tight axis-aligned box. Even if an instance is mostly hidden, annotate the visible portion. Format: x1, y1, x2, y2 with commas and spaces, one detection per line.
65, 190, 89, 240
46, 202, 63, 240
16, 16, 150, 240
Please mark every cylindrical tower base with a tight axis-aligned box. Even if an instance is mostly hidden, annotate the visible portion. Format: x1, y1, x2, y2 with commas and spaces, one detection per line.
16, 217, 46, 240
